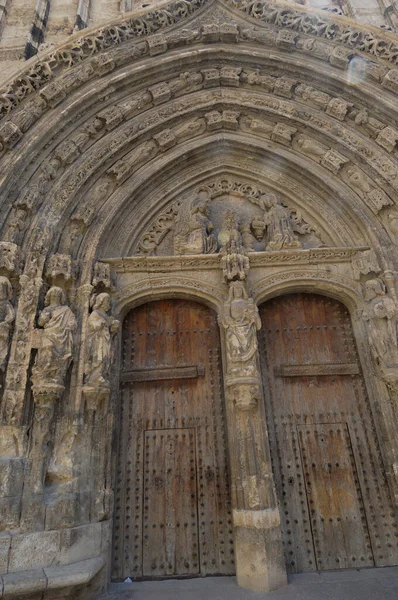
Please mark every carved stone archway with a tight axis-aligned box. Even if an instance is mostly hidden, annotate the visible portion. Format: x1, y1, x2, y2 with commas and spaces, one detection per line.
1, 0, 398, 597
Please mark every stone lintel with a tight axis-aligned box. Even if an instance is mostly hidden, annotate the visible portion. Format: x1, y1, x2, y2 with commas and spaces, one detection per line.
232, 508, 287, 593
102, 246, 370, 273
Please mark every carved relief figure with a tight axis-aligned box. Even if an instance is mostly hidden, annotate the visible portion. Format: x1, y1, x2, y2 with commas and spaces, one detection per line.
174, 190, 217, 255
3, 208, 27, 243
0, 276, 15, 372
363, 278, 398, 372
221, 282, 261, 377
260, 193, 302, 250
84, 293, 119, 389
31, 286, 77, 391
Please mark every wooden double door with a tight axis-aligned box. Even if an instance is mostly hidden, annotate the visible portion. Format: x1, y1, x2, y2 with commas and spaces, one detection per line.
112, 299, 235, 580
258, 293, 398, 573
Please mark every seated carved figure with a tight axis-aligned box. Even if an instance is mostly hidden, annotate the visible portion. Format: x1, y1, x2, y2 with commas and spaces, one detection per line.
31, 286, 76, 391
174, 190, 218, 255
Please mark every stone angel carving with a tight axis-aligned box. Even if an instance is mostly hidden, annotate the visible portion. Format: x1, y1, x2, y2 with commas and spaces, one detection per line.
84, 293, 119, 390
0, 276, 15, 373
259, 193, 306, 251
362, 278, 398, 374
173, 190, 218, 255
31, 286, 77, 394
220, 281, 261, 378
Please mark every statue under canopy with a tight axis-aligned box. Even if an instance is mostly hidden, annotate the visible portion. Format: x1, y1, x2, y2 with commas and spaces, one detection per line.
31, 286, 77, 391
221, 281, 262, 378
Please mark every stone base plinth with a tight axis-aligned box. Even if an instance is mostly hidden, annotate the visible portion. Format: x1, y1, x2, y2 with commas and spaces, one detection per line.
233, 508, 287, 593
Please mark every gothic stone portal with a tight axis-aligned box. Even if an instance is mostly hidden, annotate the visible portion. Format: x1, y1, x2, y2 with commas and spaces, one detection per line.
259, 294, 398, 574
113, 299, 234, 580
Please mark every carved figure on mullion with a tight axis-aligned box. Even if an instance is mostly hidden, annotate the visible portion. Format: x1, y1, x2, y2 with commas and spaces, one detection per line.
221, 281, 261, 378
173, 190, 217, 255
363, 278, 398, 376
31, 286, 77, 395
259, 193, 303, 251
83, 293, 119, 391
0, 276, 15, 373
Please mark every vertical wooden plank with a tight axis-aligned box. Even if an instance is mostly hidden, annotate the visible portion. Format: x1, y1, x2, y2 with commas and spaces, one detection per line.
142, 428, 199, 577
297, 424, 374, 570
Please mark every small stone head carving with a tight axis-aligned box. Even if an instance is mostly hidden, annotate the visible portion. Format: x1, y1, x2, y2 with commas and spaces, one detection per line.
91, 292, 111, 312
192, 189, 210, 214
364, 278, 386, 301
260, 192, 278, 210
45, 286, 65, 307
228, 281, 248, 301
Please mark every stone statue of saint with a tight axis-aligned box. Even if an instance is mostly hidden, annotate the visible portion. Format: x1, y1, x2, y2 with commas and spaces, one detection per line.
0, 276, 15, 372
174, 190, 218, 255
84, 293, 119, 389
32, 286, 77, 390
221, 281, 261, 377
363, 278, 398, 372
260, 193, 302, 251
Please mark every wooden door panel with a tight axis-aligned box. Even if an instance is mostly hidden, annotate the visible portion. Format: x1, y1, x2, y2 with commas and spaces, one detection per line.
259, 294, 398, 574
113, 300, 234, 580
143, 429, 199, 577
298, 424, 374, 570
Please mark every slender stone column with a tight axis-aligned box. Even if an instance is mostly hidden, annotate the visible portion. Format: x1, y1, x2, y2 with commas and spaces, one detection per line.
219, 253, 286, 592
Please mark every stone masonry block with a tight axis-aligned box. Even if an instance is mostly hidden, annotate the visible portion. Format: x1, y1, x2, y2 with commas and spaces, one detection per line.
2, 568, 47, 597
59, 522, 103, 565
9, 530, 61, 572
0, 497, 21, 532
0, 533, 11, 573
0, 459, 25, 497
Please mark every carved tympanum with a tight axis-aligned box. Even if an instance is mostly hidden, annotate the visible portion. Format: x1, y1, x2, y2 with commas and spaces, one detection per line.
83, 293, 119, 394
0, 276, 15, 373
221, 281, 261, 379
138, 178, 321, 256
31, 286, 77, 397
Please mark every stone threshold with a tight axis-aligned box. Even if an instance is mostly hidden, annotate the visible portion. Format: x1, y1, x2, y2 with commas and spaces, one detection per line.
0, 555, 105, 598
